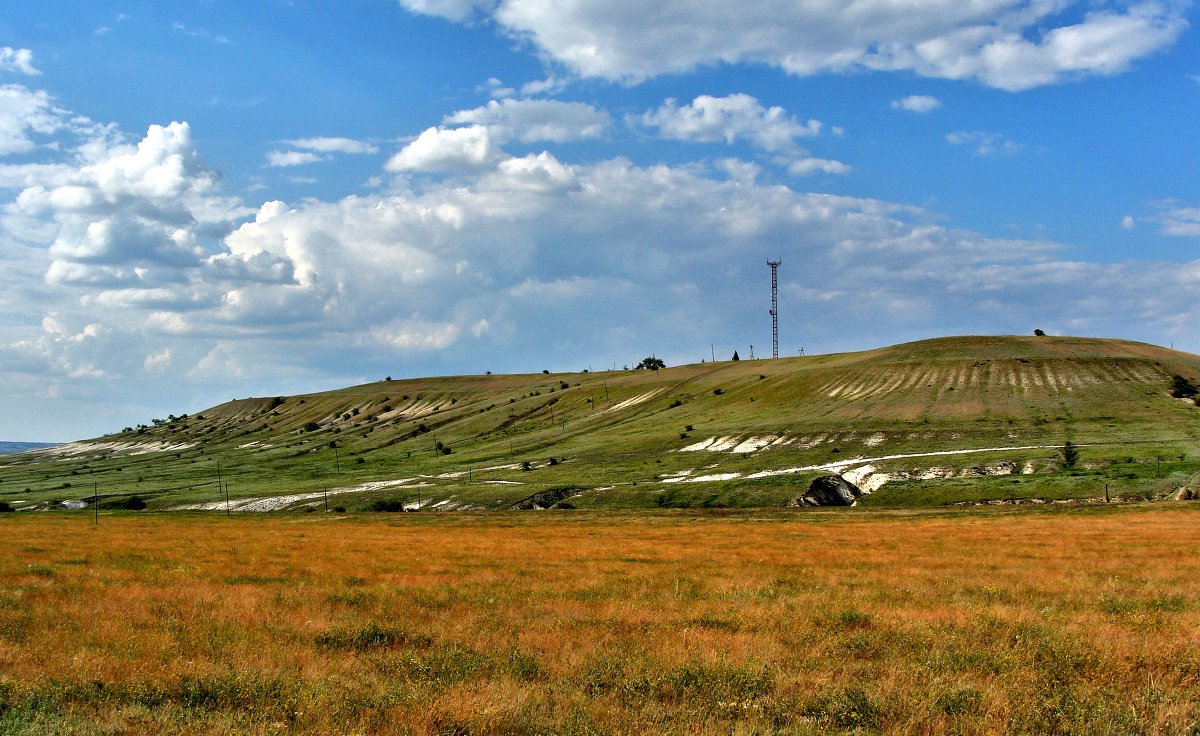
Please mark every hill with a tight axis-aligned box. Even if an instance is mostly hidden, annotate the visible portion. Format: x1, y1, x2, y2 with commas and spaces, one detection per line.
0, 442, 58, 455
4, 335, 1200, 511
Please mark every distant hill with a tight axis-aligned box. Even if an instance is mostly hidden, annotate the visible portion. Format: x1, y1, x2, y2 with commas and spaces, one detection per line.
3, 335, 1200, 511
0, 442, 58, 455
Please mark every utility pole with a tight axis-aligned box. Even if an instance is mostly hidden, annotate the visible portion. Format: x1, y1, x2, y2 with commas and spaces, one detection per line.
767, 260, 781, 359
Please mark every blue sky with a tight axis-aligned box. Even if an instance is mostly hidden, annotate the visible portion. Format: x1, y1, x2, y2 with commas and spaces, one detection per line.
1, 0, 1198, 441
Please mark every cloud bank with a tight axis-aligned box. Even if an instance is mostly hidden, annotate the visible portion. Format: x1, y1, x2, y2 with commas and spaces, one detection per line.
399, 0, 1189, 90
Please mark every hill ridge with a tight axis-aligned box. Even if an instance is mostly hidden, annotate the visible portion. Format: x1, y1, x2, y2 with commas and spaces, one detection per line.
4, 334, 1200, 511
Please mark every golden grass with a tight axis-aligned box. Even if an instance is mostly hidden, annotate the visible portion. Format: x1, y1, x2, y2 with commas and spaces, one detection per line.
1, 507, 1198, 734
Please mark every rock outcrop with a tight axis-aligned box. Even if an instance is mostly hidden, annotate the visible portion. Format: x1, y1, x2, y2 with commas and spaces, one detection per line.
797, 475, 862, 507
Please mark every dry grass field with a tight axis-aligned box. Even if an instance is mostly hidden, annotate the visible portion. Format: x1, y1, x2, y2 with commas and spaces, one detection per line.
2, 507, 1199, 734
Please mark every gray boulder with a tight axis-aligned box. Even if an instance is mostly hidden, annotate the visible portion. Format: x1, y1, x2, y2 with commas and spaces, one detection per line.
798, 475, 862, 507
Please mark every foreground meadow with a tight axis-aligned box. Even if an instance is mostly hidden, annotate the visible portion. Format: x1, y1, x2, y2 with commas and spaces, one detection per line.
1, 507, 1198, 734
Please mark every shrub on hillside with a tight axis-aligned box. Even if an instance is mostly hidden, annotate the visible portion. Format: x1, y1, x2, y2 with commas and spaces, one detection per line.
1061, 441, 1079, 468
113, 495, 146, 510
1171, 374, 1198, 400
366, 499, 406, 512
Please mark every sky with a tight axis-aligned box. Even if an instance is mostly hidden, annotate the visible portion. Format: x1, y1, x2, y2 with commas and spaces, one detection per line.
1, 1, 1198, 442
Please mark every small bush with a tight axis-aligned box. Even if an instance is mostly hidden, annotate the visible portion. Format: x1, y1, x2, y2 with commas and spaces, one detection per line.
116, 495, 146, 511
366, 499, 406, 512
1062, 440, 1079, 468
1171, 374, 1198, 399
303, 422, 320, 432
0, 501, 13, 513
712, 388, 723, 395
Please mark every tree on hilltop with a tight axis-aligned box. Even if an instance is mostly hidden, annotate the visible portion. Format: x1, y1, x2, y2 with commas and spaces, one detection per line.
636, 356, 666, 371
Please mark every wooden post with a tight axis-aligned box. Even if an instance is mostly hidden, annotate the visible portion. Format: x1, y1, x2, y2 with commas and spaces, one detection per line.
93, 482, 98, 525
324, 486, 329, 512
1105, 483, 1110, 503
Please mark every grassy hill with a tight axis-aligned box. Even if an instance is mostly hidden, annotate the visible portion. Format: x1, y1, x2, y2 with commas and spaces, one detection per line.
4, 334, 1200, 512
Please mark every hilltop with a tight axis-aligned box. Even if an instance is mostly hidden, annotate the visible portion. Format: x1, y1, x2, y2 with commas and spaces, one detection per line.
3, 334, 1200, 511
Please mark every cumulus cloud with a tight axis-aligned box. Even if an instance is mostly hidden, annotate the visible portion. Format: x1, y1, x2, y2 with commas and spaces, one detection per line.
891, 95, 942, 113
0, 47, 39, 75
1151, 202, 1200, 236
0, 85, 63, 155
266, 150, 325, 167
284, 137, 378, 154
641, 94, 820, 153
445, 99, 610, 142
399, 0, 1187, 90
385, 125, 499, 172
11, 121, 251, 284
946, 130, 1022, 156
788, 157, 852, 176
400, 0, 493, 22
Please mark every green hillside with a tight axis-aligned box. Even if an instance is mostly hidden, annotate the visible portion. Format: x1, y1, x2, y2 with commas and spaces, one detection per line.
4, 335, 1200, 511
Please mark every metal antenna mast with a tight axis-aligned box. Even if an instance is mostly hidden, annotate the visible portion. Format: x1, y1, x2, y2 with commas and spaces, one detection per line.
767, 260, 781, 358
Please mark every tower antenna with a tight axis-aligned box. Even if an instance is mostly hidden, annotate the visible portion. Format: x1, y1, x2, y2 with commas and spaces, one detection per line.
767, 260, 781, 359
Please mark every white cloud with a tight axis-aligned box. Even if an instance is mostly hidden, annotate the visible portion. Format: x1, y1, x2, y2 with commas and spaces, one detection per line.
946, 130, 1022, 156
891, 95, 942, 113
1152, 202, 1200, 236
5, 118, 255, 294
399, 0, 494, 22
171, 22, 231, 45
0, 47, 40, 76
0, 85, 63, 155
445, 99, 610, 142
480, 77, 516, 98
788, 157, 852, 176
520, 76, 566, 96
284, 137, 379, 155
370, 319, 462, 351
1121, 215, 1136, 231
143, 347, 172, 372
399, 1, 1187, 90
385, 125, 499, 172
641, 94, 820, 153
266, 150, 325, 167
